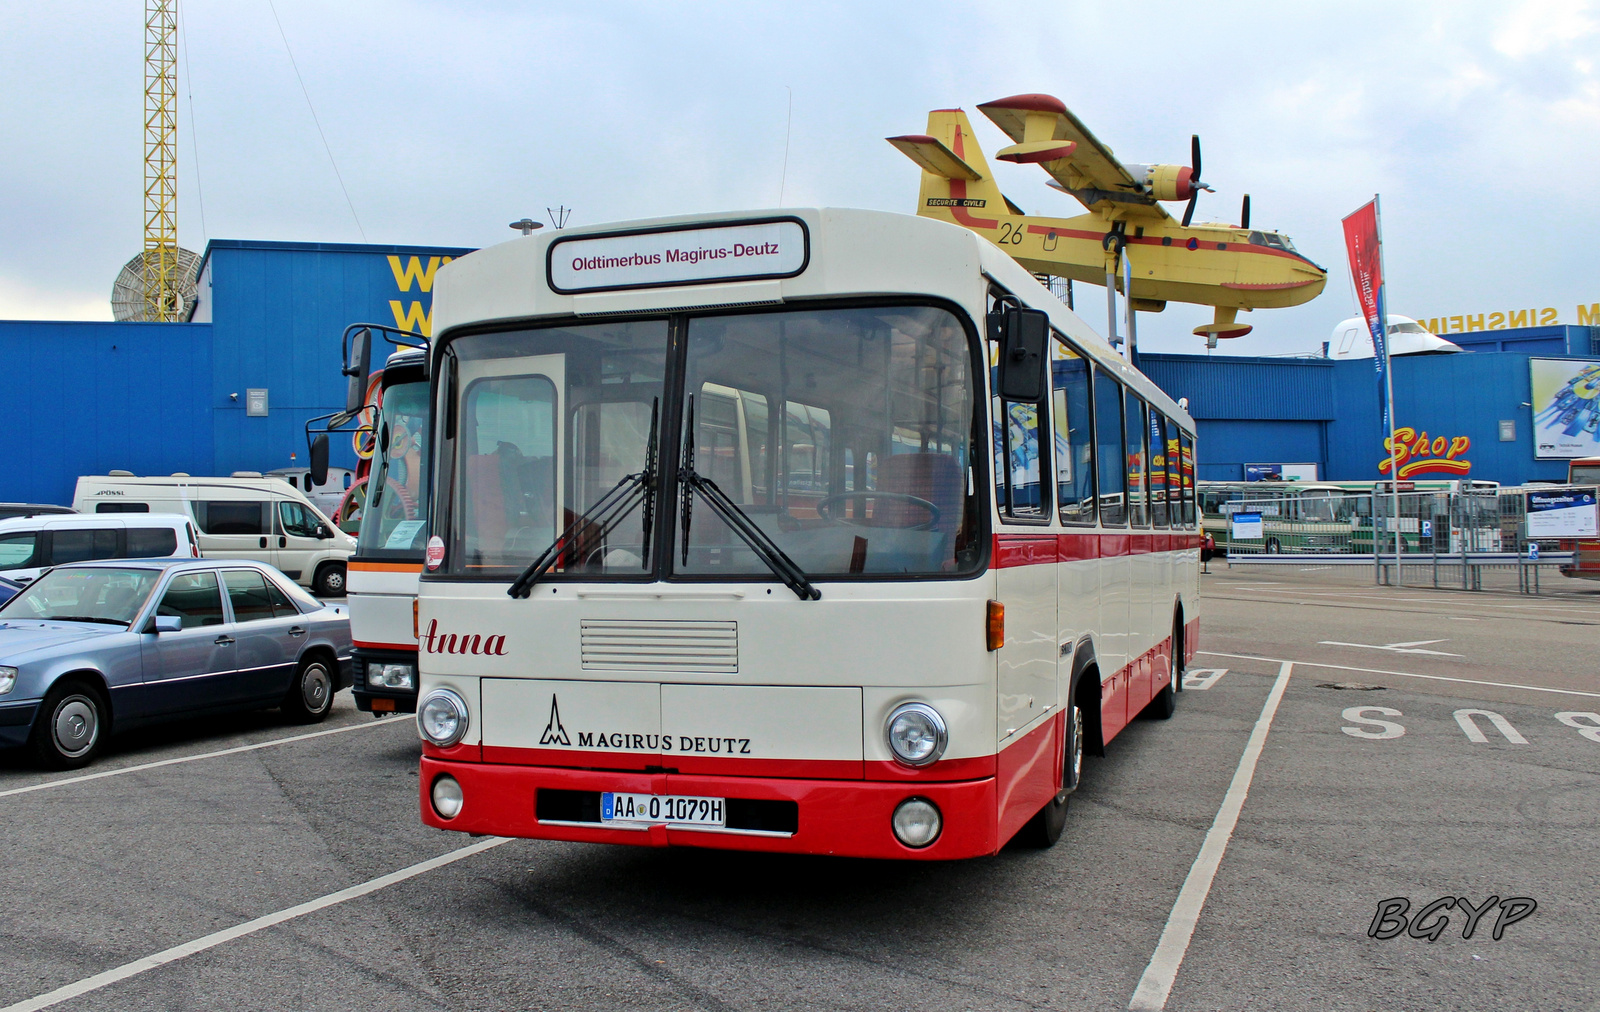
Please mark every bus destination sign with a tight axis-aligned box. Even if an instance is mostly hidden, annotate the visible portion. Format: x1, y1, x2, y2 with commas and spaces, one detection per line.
548, 219, 808, 294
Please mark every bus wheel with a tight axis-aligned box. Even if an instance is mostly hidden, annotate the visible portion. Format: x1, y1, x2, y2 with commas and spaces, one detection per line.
1018, 704, 1080, 848
1265, 537, 1282, 554
1145, 675, 1176, 720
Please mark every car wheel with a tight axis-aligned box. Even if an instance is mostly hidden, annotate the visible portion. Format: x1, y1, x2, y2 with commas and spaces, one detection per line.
30, 680, 108, 770
1017, 703, 1081, 848
284, 656, 335, 723
315, 563, 346, 597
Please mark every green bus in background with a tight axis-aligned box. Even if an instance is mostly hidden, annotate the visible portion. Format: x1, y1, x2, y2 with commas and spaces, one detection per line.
1198, 478, 1501, 555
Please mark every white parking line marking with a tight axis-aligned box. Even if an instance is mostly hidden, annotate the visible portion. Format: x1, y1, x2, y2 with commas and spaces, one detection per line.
1316, 639, 1463, 657
1128, 660, 1293, 1011
1197, 650, 1600, 700
0, 717, 404, 799
0, 836, 511, 1012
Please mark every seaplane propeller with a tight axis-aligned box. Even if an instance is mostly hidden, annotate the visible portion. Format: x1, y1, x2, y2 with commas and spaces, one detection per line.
1179, 135, 1214, 227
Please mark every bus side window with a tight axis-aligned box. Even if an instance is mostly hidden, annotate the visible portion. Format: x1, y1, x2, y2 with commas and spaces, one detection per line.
1149, 411, 1169, 529
782, 400, 829, 513
1178, 430, 1196, 526
1094, 369, 1127, 526
1051, 335, 1095, 525
1164, 421, 1182, 528
1125, 393, 1149, 527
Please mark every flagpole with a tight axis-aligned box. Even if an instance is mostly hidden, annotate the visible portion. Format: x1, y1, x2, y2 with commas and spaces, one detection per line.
1375, 194, 1401, 585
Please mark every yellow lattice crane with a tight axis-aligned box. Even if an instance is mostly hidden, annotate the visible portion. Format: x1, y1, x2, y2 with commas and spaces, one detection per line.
142, 0, 180, 321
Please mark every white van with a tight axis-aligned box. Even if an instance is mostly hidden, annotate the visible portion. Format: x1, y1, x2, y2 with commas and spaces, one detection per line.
0, 512, 200, 585
72, 474, 356, 596
266, 466, 356, 519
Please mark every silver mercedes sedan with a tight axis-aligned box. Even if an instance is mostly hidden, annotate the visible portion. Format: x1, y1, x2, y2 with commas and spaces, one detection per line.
0, 558, 352, 768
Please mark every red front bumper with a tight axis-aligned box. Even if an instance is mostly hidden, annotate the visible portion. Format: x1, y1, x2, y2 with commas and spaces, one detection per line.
419, 758, 1001, 860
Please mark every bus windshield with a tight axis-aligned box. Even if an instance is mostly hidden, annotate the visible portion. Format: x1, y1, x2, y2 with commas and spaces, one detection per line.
438, 304, 981, 581
356, 378, 431, 557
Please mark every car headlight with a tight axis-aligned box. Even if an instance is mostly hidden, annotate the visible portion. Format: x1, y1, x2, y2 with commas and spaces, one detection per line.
885, 702, 947, 767
0, 666, 15, 695
368, 662, 416, 690
417, 688, 469, 747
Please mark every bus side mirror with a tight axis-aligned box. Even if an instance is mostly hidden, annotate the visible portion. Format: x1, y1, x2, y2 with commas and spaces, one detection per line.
993, 307, 1049, 402
344, 326, 372, 415
308, 433, 329, 488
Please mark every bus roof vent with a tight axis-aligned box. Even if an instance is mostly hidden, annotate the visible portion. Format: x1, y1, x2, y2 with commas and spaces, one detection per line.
171, 472, 191, 477
109, 469, 135, 477
231, 471, 263, 478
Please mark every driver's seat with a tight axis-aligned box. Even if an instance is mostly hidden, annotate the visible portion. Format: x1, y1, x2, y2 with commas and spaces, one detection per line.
876, 452, 962, 538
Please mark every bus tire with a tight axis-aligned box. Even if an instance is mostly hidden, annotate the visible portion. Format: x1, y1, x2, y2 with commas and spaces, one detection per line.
1144, 678, 1176, 720
1265, 537, 1281, 554
1017, 703, 1081, 848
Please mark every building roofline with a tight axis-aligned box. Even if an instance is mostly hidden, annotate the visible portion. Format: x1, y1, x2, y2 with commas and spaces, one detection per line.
197, 238, 478, 278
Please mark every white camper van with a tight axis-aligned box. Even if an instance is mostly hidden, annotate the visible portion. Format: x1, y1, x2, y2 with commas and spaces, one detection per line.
72, 474, 355, 595
265, 466, 355, 520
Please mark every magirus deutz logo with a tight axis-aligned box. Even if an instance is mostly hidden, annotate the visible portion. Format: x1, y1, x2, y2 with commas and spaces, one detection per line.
538, 694, 751, 755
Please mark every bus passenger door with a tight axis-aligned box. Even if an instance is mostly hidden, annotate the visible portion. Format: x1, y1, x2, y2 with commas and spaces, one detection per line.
994, 400, 1058, 748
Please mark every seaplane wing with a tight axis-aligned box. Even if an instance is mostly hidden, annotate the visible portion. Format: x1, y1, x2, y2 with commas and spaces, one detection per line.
976, 94, 1169, 221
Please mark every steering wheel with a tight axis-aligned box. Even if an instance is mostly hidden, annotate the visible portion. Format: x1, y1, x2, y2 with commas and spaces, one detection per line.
814, 492, 941, 531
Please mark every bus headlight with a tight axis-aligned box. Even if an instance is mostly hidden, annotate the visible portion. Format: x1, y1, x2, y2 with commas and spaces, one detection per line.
892, 797, 942, 848
885, 702, 947, 767
418, 689, 469, 747
430, 774, 464, 819
368, 662, 416, 690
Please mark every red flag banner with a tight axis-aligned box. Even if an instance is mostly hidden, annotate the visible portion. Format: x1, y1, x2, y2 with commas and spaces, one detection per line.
1342, 198, 1391, 441
1342, 200, 1383, 333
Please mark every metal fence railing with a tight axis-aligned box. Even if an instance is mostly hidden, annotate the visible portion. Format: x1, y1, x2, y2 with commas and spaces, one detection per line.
1201, 486, 1596, 593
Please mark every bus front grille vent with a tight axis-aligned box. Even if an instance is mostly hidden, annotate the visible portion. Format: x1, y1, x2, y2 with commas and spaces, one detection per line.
580, 619, 738, 673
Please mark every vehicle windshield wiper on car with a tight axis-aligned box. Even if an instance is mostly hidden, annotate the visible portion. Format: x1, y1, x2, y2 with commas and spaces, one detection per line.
508, 399, 660, 599
48, 616, 128, 626
677, 395, 821, 602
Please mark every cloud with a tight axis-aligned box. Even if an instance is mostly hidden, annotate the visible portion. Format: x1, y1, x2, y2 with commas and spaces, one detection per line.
2, 1, 1597, 357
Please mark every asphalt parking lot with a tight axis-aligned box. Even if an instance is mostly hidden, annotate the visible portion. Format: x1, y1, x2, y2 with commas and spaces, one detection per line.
2, 572, 1597, 1011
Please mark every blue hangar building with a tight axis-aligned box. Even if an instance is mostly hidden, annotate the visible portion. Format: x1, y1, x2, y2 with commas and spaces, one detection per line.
3, 237, 1596, 505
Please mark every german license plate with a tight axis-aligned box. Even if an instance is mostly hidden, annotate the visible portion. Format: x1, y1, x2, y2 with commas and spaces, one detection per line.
600, 792, 725, 828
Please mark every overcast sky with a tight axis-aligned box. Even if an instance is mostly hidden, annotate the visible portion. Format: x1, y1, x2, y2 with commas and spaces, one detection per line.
2, 1, 1597, 355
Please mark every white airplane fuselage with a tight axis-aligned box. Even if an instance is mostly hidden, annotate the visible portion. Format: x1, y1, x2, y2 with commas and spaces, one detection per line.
1328, 315, 1462, 359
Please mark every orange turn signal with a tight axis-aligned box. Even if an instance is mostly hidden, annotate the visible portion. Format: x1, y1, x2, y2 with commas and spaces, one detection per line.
413, 599, 420, 640
986, 600, 1005, 651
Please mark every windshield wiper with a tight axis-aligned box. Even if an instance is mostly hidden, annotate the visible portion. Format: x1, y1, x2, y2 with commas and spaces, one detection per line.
508, 399, 659, 599
678, 395, 820, 602
49, 616, 128, 626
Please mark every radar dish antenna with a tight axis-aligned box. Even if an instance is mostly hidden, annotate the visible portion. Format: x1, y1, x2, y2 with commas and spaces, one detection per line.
111, 246, 201, 321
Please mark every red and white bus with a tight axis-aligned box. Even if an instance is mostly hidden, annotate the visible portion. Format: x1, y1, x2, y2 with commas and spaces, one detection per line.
413, 208, 1200, 859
